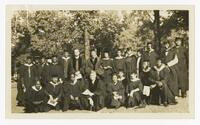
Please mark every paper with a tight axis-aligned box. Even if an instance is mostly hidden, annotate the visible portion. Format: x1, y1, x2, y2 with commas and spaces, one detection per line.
47, 99, 58, 107
82, 89, 94, 96
143, 86, 150, 96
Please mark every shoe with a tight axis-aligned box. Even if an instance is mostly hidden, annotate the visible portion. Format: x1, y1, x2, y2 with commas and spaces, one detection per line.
163, 102, 168, 107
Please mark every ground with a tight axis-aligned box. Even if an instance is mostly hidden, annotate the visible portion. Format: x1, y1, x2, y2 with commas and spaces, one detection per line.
11, 82, 189, 113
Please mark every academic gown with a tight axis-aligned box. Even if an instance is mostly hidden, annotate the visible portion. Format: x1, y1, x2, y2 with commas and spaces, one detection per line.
126, 80, 143, 107
85, 57, 104, 77
48, 63, 64, 80
71, 56, 85, 75
151, 65, 176, 105
125, 55, 137, 80
113, 57, 126, 73
143, 50, 158, 67
101, 58, 113, 82
41, 63, 50, 87
25, 86, 48, 113
161, 48, 179, 96
175, 46, 189, 93
62, 79, 85, 110
80, 78, 106, 110
45, 81, 63, 110
60, 57, 73, 80
107, 82, 125, 108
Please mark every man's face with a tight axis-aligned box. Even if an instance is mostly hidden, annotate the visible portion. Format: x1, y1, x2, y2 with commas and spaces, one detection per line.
70, 74, 75, 81
130, 73, 137, 80
91, 51, 97, 58
137, 51, 141, 57
112, 75, 118, 83
156, 59, 162, 67
165, 43, 170, 49
118, 71, 124, 77
52, 57, 57, 63
52, 77, 58, 83
127, 50, 132, 55
142, 61, 149, 69
27, 59, 32, 64
41, 58, 45, 63
35, 81, 41, 89
117, 50, 122, 56
64, 52, 69, 57
89, 72, 96, 81
175, 40, 182, 46
104, 52, 109, 58
74, 49, 80, 56
147, 44, 152, 50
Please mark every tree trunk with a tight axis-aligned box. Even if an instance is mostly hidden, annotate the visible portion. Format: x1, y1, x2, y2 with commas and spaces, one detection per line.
154, 10, 161, 53
84, 29, 90, 61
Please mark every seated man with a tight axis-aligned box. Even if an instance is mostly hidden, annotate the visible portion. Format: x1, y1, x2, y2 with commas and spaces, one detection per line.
151, 58, 176, 106
126, 73, 144, 108
62, 73, 85, 111
107, 74, 125, 108
45, 75, 63, 111
25, 79, 48, 113
80, 71, 106, 111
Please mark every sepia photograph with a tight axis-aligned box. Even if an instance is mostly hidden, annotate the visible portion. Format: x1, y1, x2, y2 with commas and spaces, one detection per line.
5, 5, 195, 118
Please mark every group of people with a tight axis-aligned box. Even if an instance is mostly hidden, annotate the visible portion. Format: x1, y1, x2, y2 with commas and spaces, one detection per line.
15, 37, 189, 113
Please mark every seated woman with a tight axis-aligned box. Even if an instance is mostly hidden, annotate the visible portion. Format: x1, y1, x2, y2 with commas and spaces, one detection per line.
45, 75, 63, 111
126, 73, 144, 108
107, 74, 125, 108
62, 73, 85, 111
151, 58, 176, 106
80, 71, 106, 111
24, 79, 47, 113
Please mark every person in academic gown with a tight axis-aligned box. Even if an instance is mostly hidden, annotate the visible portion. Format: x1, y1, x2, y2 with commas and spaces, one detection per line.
126, 73, 143, 108
62, 73, 85, 111
101, 51, 113, 83
48, 56, 64, 81
175, 38, 189, 97
60, 51, 73, 81
161, 42, 179, 97
80, 71, 106, 111
45, 75, 63, 111
34, 57, 43, 80
40, 57, 50, 88
125, 48, 137, 81
143, 42, 158, 67
85, 50, 104, 77
71, 49, 85, 76
107, 74, 125, 108
150, 59, 176, 106
113, 49, 126, 74
24, 80, 48, 113
140, 60, 157, 105
19, 57, 37, 93
136, 50, 144, 78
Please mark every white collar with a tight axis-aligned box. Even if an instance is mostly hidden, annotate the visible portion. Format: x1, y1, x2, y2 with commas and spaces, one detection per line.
130, 78, 140, 82
118, 77, 125, 81
154, 64, 166, 72
62, 56, 70, 60
75, 56, 80, 59
52, 62, 58, 65
24, 63, 33, 67
49, 81, 60, 87
148, 48, 155, 53
70, 79, 77, 86
142, 67, 151, 72
102, 57, 110, 60
115, 56, 123, 59
32, 86, 42, 91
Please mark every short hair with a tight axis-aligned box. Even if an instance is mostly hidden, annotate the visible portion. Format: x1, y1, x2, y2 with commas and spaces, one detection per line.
147, 42, 152, 46
175, 37, 183, 42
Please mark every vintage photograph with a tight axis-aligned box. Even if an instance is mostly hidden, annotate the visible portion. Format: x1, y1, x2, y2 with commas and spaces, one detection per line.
6, 5, 194, 117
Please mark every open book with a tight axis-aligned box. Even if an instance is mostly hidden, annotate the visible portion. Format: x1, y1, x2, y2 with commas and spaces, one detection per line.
82, 89, 94, 96
47, 99, 58, 107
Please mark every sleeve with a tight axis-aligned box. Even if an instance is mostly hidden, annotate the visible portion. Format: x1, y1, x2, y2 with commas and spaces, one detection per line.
167, 54, 178, 67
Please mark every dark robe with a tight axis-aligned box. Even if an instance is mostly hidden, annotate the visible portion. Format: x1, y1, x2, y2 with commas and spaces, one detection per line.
71, 56, 85, 75
85, 57, 104, 76
125, 55, 137, 80
107, 81, 125, 108
60, 57, 73, 80
136, 56, 143, 78
48, 63, 64, 80
25, 86, 47, 113
175, 46, 189, 94
40, 63, 50, 87
80, 78, 106, 111
143, 50, 158, 67
45, 81, 63, 110
62, 79, 85, 110
101, 58, 113, 82
161, 48, 179, 96
113, 57, 126, 73
151, 65, 176, 105
126, 79, 143, 107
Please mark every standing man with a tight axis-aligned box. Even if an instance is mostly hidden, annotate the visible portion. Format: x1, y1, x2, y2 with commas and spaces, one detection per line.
174, 38, 189, 97
60, 51, 73, 81
113, 49, 126, 74
143, 42, 158, 67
